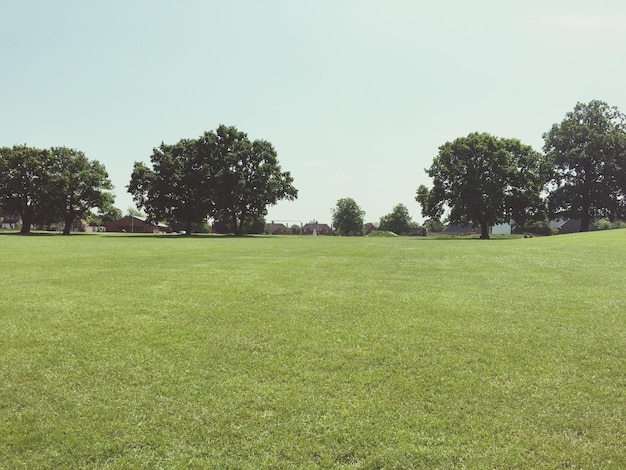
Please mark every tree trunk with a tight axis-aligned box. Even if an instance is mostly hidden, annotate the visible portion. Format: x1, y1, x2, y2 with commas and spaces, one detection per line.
480, 223, 490, 240
63, 214, 73, 235
234, 211, 246, 236
186, 220, 193, 235
580, 213, 590, 232
20, 212, 32, 234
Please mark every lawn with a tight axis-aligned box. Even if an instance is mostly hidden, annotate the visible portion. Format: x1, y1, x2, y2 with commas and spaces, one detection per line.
1, 231, 625, 468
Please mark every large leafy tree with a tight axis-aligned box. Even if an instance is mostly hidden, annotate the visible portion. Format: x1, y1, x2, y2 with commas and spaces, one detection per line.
416, 132, 547, 239
543, 100, 626, 231
0, 145, 57, 233
129, 126, 297, 236
128, 138, 212, 233
332, 197, 365, 236
202, 125, 298, 236
378, 203, 413, 235
49, 147, 114, 235
0, 145, 114, 234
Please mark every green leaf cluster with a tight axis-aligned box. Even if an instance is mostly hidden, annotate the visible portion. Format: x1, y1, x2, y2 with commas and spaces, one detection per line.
331, 197, 365, 236
128, 125, 297, 235
378, 203, 413, 235
0, 145, 114, 234
543, 100, 626, 231
417, 100, 626, 238
417, 133, 547, 239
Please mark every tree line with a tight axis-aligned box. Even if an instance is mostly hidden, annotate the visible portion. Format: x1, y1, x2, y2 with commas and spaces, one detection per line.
0, 146, 114, 234
1, 125, 297, 236
2, 101, 626, 237
332, 100, 626, 238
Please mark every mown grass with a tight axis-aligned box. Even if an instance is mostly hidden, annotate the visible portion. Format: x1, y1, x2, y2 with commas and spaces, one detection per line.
1, 231, 625, 468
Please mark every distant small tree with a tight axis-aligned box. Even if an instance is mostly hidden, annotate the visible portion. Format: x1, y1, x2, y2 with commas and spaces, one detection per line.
290, 224, 301, 235
127, 207, 145, 217
378, 203, 413, 235
332, 198, 365, 236
98, 206, 122, 225
423, 218, 445, 233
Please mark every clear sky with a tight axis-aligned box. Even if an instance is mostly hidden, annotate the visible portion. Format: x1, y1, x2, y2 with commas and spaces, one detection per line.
2, 1, 626, 225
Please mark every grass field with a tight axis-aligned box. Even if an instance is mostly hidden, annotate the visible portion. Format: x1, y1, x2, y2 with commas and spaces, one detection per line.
1, 230, 625, 468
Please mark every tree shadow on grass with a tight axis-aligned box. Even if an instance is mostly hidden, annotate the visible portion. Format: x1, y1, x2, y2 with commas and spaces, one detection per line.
416, 235, 523, 241
100, 233, 271, 240
0, 231, 59, 236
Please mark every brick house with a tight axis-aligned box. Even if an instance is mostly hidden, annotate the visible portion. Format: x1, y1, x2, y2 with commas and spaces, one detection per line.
301, 222, 334, 236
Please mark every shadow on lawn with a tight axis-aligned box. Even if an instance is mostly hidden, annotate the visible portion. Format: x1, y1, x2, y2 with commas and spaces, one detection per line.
0, 231, 59, 236
420, 235, 523, 241
100, 233, 271, 240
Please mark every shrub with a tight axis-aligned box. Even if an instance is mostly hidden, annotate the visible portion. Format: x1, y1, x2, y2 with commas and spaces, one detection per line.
514, 221, 556, 236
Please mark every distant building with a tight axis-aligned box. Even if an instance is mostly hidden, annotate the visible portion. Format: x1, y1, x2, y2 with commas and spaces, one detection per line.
442, 224, 479, 235
105, 215, 170, 234
0, 215, 20, 229
443, 222, 512, 235
550, 219, 598, 234
364, 223, 378, 235
490, 222, 512, 235
301, 222, 334, 236
265, 222, 286, 235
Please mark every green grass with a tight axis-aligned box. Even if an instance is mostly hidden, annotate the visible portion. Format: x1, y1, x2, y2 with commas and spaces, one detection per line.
1, 231, 626, 468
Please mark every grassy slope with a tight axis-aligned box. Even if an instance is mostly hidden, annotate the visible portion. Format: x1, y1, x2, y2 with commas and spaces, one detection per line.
1, 231, 625, 468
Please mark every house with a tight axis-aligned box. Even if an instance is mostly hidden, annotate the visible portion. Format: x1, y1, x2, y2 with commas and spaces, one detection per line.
301, 222, 334, 236
364, 223, 378, 235
442, 224, 479, 235
105, 215, 170, 234
265, 222, 286, 235
0, 215, 21, 229
443, 222, 512, 235
550, 219, 598, 234
490, 222, 512, 235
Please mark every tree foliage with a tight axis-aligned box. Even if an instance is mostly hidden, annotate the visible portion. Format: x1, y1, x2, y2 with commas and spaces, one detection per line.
416, 132, 547, 239
378, 203, 413, 235
0, 145, 113, 234
49, 147, 114, 235
332, 197, 365, 236
543, 100, 626, 232
203, 125, 297, 236
128, 125, 297, 236
128, 138, 212, 234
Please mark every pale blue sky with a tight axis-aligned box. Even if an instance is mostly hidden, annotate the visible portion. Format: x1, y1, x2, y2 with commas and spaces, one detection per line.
2, 1, 626, 224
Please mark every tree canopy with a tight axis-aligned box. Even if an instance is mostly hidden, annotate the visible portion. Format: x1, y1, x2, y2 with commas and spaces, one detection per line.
128, 138, 212, 234
49, 147, 114, 235
203, 125, 297, 236
378, 203, 413, 235
543, 100, 626, 232
416, 132, 547, 239
128, 125, 297, 235
332, 198, 365, 236
0, 145, 113, 234
0, 145, 53, 233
